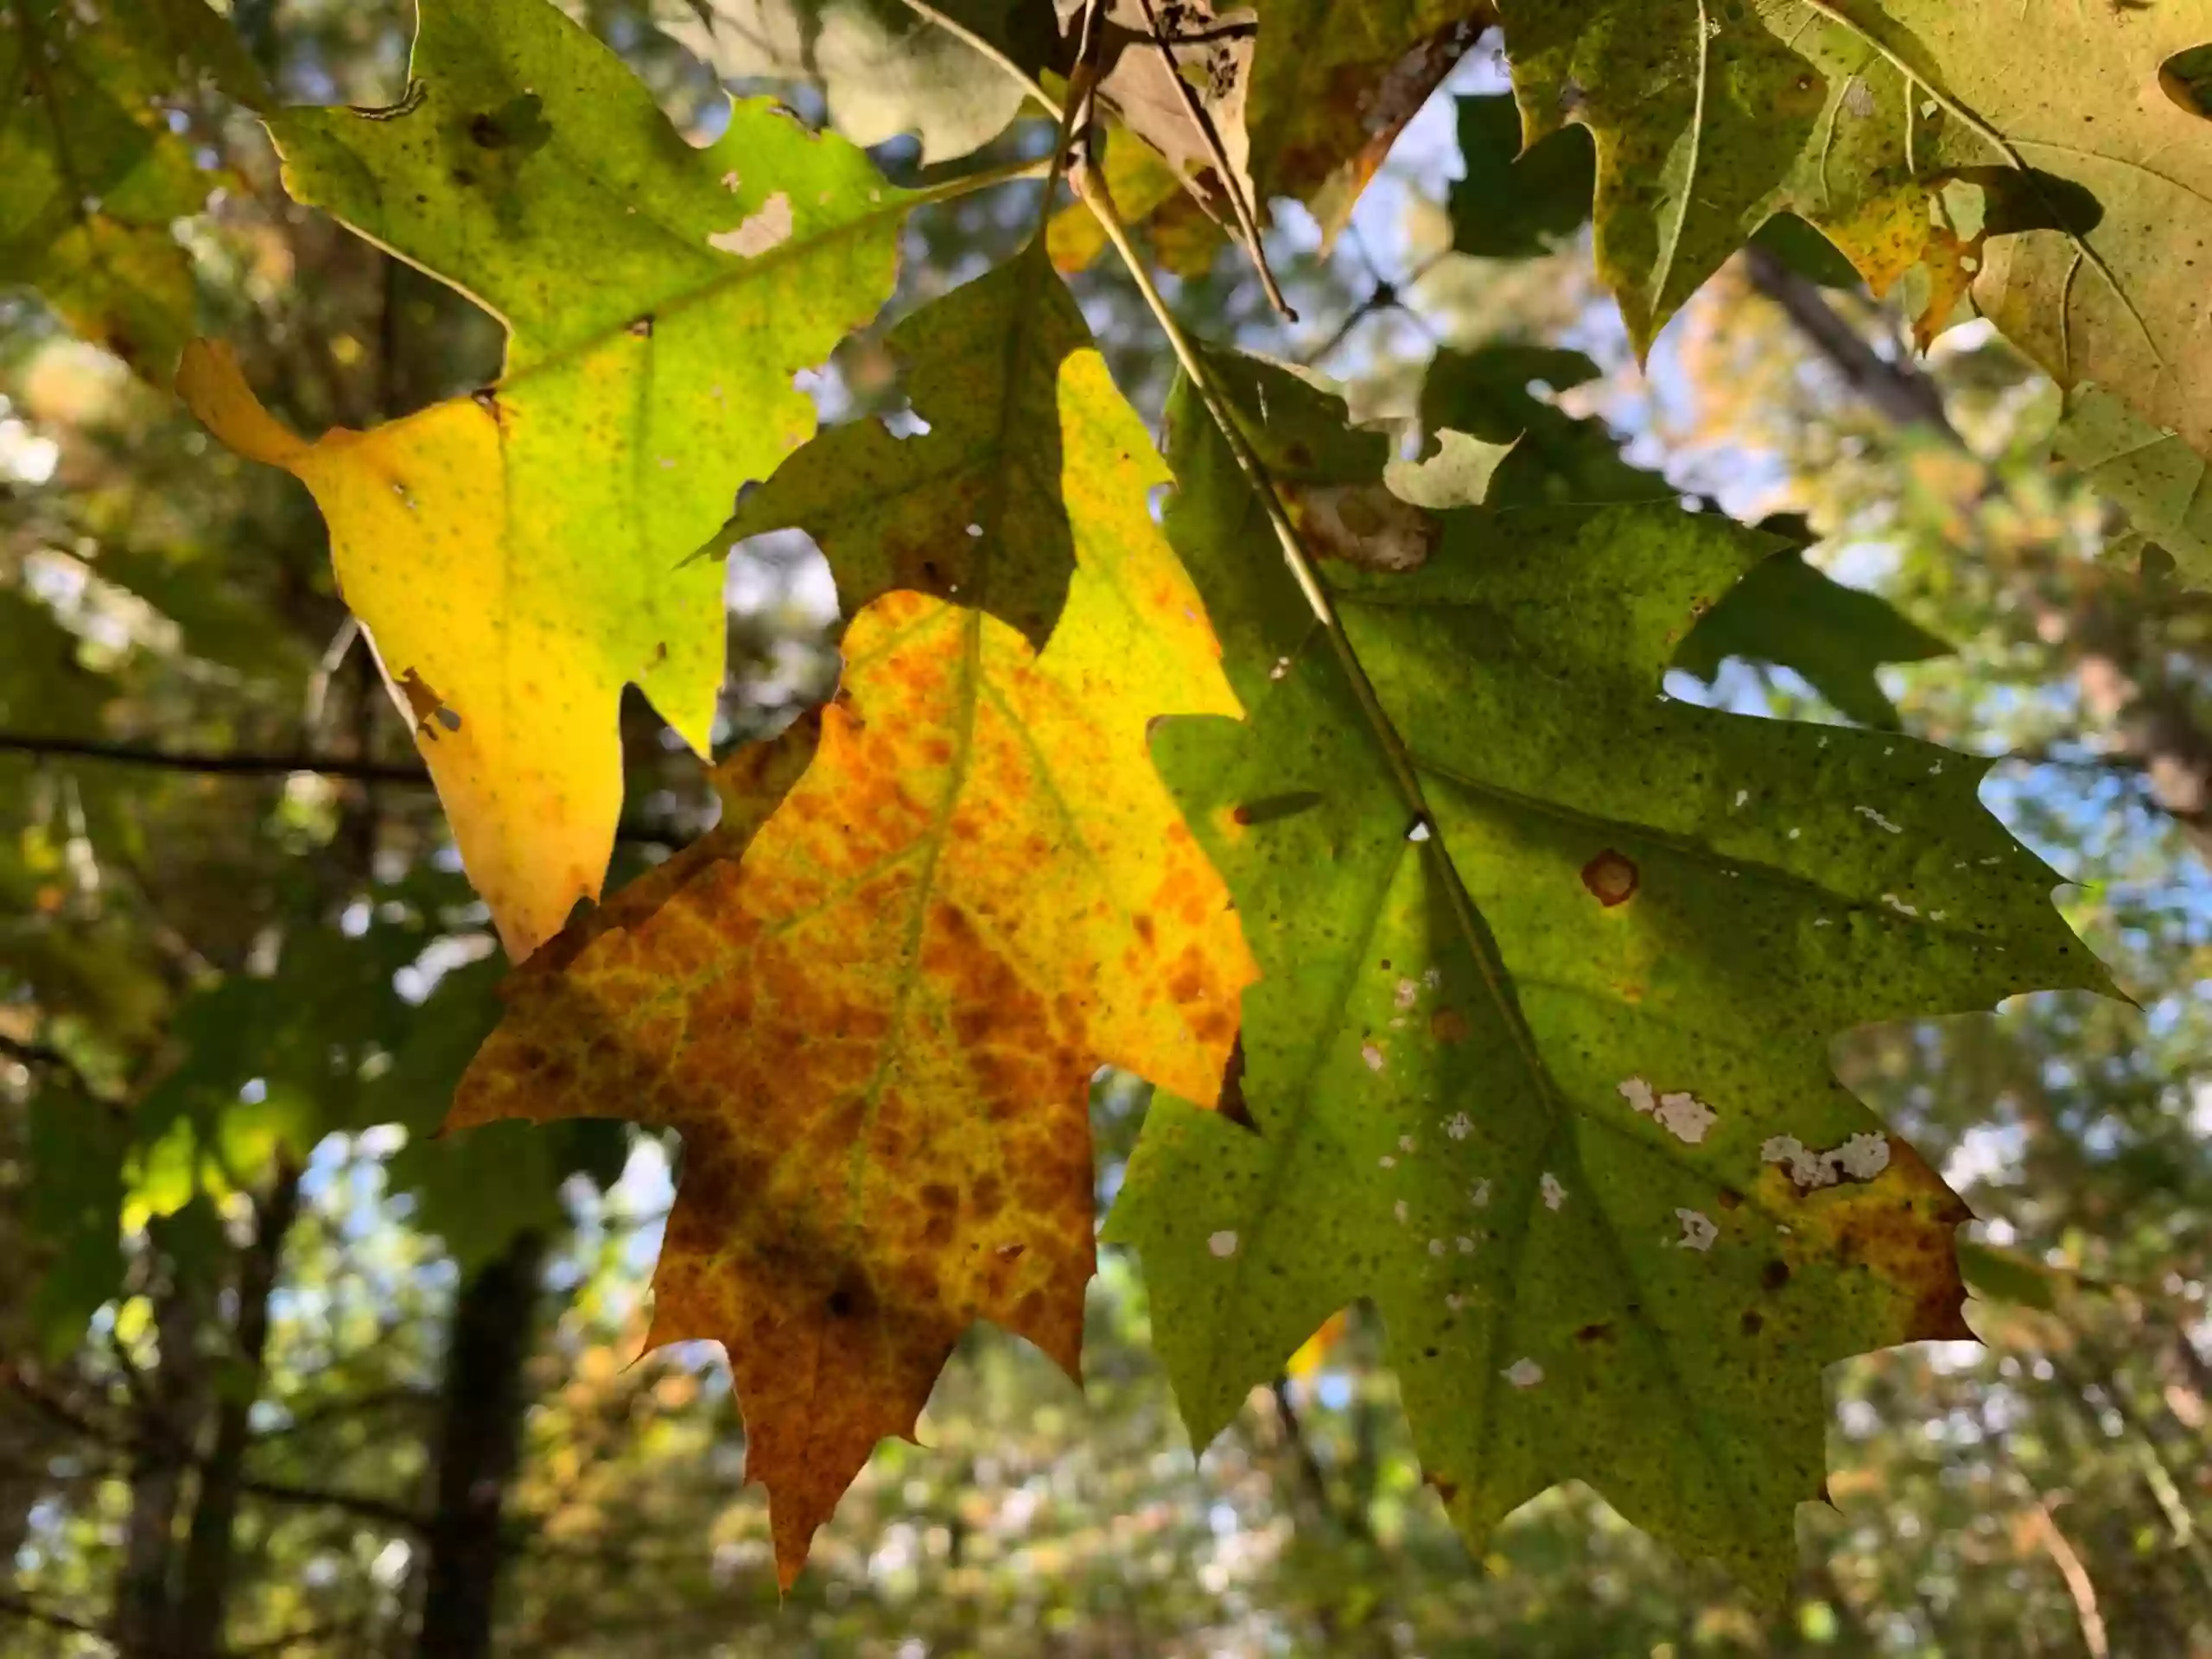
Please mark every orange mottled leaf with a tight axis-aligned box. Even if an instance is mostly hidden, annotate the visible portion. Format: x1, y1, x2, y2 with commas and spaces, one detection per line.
452, 270, 1255, 1582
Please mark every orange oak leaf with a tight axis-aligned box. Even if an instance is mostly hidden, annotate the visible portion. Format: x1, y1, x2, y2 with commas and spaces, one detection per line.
451, 559, 1255, 1581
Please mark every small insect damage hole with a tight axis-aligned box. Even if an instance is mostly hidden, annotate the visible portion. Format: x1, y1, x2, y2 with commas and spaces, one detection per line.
1580, 848, 1639, 906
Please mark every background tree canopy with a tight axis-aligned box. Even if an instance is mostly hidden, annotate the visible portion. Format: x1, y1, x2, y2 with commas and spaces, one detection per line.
3, 0, 2212, 1652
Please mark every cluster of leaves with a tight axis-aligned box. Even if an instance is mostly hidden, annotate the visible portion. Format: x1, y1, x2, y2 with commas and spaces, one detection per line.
10, 0, 2210, 1602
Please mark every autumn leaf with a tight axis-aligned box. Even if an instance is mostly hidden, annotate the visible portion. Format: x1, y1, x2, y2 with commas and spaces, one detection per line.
1105, 351, 2108, 1592
450, 264, 1255, 1585
661, 0, 1054, 165
1497, 0, 2212, 487
177, 0, 916, 958
2055, 385, 2212, 589
0, 0, 266, 377
1052, 0, 1493, 271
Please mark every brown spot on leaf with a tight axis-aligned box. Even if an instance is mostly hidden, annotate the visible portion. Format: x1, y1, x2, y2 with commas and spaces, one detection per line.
1430, 1007, 1470, 1044
1580, 849, 1639, 906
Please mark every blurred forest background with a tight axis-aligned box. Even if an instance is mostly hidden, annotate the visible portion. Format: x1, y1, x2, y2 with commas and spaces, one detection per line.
5, 1, 2212, 1653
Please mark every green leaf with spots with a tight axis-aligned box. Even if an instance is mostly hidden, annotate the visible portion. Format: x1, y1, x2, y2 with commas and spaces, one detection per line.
1105, 351, 2109, 1592
181, 0, 917, 958
0, 0, 265, 377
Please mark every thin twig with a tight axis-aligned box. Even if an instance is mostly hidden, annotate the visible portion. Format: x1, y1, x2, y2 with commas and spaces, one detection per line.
0, 1592, 114, 1649
0, 733, 431, 785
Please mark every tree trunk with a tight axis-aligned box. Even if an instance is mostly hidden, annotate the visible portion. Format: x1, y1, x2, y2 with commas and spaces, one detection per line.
414, 1230, 545, 1659
171, 1160, 302, 1659
113, 1282, 206, 1657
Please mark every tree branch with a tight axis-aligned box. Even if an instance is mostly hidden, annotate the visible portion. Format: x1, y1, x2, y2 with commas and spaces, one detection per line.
0, 732, 433, 784
1742, 246, 1967, 448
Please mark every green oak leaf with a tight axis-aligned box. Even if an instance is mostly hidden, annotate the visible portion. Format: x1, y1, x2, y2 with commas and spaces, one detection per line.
1106, 350, 2109, 1592
719, 241, 1092, 649
1673, 546, 1950, 729
1449, 93, 1593, 262
1419, 345, 1948, 724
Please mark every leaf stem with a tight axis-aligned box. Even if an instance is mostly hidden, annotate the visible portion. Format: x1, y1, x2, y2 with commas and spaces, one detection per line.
1074, 174, 1560, 1096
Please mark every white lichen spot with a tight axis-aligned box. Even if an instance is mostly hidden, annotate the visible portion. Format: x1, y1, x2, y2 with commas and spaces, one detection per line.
1400, 1135, 1417, 1154
1654, 1090, 1718, 1144
1674, 1209, 1719, 1251
1208, 1230, 1239, 1258
1817, 734, 1830, 747
1469, 1179, 1491, 1208
1788, 827, 1802, 840
1445, 1112, 1473, 1141
1929, 760, 1944, 775
1732, 788, 1749, 810
1541, 1173, 1567, 1211
1844, 78, 1876, 117
1445, 1292, 1467, 1312
1618, 1077, 1713, 1143
1268, 656, 1292, 681
1456, 1236, 1476, 1254
708, 190, 793, 257
1929, 908, 1948, 922
1423, 967, 1443, 989
1395, 978, 1420, 1010
1408, 819, 1433, 842
1835, 1133, 1891, 1179
1379, 1155, 1397, 1169
1503, 1357, 1544, 1389
1855, 804, 1904, 835
720, 169, 741, 190
1429, 1238, 1446, 1257
1394, 1199, 1409, 1224
1813, 917, 1833, 928
1362, 1043, 1386, 1073
1881, 892, 1921, 918
1389, 1017, 1408, 1030
1762, 1131, 1892, 1190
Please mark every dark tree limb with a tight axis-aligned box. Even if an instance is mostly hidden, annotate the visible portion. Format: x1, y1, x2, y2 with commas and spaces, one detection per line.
174, 1160, 304, 1659
415, 1231, 548, 1659
0, 733, 432, 785
1742, 246, 1967, 448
